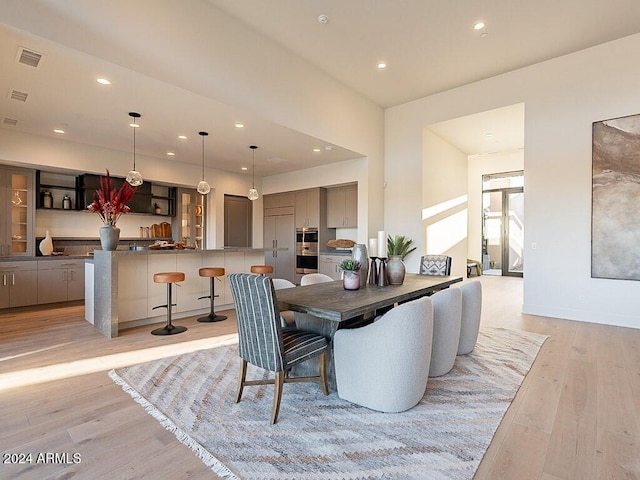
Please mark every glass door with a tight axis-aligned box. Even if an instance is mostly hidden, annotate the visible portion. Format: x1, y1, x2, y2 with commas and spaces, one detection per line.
7, 170, 34, 256
482, 171, 524, 277
176, 189, 205, 249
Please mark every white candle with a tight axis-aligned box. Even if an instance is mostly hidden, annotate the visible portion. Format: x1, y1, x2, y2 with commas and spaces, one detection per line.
377, 230, 387, 258
369, 238, 377, 258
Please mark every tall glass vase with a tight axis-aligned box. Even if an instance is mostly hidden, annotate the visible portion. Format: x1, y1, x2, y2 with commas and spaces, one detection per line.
99, 225, 121, 251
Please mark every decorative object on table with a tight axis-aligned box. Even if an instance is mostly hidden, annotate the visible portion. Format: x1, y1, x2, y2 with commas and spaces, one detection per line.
351, 243, 368, 286
368, 256, 378, 284
62, 194, 72, 210
197, 131, 211, 195
386, 235, 416, 285
42, 190, 53, 209
338, 259, 361, 290
377, 257, 389, 287
247, 145, 259, 201
87, 169, 137, 251
39, 230, 54, 256
125, 112, 143, 186
326, 238, 356, 249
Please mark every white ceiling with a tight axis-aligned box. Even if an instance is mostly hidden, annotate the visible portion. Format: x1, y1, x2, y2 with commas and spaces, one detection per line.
1, 1, 640, 176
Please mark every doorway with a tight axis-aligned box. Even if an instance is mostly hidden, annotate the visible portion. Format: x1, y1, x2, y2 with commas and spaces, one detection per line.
482, 171, 524, 277
224, 195, 252, 247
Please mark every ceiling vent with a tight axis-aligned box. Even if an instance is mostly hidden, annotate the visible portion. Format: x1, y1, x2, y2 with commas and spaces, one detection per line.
2, 117, 18, 126
9, 89, 29, 102
16, 47, 43, 68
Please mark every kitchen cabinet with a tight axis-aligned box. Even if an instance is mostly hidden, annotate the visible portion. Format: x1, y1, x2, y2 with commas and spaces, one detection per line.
263, 192, 295, 209
318, 254, 347, 281
36, 171, 78, 210
0, 167, 35, 257
78, 173, 152, 214
295, 188, 320, 228
0, 261, 38, 308
326, 184, 357, 228
264, 213, 295, 282
151, 184, 177, 217
174, 188, 205, 248
37, 259, 85, 304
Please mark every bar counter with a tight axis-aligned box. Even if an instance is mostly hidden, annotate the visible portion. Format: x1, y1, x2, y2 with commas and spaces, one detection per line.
87, 248, 281, 338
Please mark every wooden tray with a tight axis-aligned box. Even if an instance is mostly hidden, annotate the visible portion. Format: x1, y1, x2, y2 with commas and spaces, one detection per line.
326, 239, 356, 249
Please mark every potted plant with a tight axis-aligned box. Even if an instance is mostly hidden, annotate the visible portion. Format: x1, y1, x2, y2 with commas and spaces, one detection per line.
87, 170, 137, 251
338, 259, 361, 290
386, 235, 416, 285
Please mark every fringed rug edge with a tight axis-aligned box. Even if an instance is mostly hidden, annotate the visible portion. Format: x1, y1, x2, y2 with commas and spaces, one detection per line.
108, 369, 240, 480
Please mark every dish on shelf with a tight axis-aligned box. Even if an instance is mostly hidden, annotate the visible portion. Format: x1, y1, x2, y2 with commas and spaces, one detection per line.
195, 205, 203, 215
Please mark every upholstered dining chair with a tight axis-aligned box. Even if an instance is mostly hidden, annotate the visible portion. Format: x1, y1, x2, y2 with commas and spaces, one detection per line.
272, 278, 296, 328
457, 280, 482, 355
227, 273, 329, 424
428, 287, 462, 377
300, 273, 334, 285
419, 255, 452, 276
333, 296, 434, 412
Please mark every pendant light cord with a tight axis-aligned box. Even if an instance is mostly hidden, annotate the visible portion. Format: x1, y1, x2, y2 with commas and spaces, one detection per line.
133, 121, 136, 171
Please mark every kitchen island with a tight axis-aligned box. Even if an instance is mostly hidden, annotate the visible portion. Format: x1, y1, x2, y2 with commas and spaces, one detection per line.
86, 248, 281, 338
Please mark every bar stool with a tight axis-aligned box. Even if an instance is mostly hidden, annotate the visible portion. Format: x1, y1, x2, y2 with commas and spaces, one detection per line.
151, 272, 187, 335
250, 265, 273, 275
197, 267, 227, 322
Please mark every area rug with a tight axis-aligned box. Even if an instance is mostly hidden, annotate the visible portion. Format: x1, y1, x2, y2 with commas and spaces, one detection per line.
109, 327, 547, 480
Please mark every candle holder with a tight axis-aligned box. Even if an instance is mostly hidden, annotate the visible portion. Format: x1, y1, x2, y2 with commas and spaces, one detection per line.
368, 257, 378, 284
377, 257, 389, 287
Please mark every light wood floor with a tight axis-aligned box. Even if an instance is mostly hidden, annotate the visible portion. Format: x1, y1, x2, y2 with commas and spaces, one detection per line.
1, 276, 639, 479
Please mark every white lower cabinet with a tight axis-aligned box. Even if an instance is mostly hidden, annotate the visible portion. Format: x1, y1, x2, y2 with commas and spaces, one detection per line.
118, 255, 148, 322
319, 254, 346, 281
37, 259, 85, 304
176, 252, 207, 313
0, 261, 38, 308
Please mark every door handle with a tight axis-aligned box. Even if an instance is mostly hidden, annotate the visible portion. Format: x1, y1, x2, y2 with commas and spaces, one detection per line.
11, 273, 15, 286
2, 274, 6, 286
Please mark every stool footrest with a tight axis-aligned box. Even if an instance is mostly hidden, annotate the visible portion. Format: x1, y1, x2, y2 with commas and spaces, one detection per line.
152, 303, 177, 310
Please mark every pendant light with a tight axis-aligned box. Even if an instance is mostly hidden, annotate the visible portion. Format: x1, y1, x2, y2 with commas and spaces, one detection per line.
197, 131, 211, 195
126, 112, 143, 186
247, 145, 259, 201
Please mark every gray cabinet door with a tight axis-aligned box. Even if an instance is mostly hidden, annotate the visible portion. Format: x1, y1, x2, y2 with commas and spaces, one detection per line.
9, 270, 38, 307
264, 214, 295, 282
67, 267, 85, 301
37, 268, 67, 304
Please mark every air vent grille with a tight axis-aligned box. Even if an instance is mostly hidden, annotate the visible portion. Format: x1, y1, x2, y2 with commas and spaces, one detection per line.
17, 47, 43, 68
10, 90, 28, 102
2, 118, 18, 126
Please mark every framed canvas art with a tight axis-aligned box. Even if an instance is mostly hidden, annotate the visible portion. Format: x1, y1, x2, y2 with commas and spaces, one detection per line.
592, 113, 640, 280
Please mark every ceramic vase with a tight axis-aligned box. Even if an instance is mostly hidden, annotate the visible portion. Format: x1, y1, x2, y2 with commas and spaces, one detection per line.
39, 230, 54, 256
387, 255, 406, 285
99, 225, 121, 251
351, 243, 369, 287
343, 270, 361, 290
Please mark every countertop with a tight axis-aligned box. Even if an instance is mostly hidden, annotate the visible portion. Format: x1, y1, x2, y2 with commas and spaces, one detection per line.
1, 247, 285, 262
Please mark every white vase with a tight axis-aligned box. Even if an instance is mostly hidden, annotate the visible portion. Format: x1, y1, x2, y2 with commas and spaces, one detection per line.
39, 230, 54, 256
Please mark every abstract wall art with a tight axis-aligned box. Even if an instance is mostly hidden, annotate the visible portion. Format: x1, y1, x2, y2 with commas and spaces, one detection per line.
592, 113, 640, 280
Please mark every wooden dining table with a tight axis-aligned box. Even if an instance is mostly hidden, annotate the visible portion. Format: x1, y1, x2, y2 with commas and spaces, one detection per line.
275, 273, 463, 389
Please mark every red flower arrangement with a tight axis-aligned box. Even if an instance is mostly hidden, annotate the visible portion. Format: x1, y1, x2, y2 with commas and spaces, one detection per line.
87, 170, 137, 226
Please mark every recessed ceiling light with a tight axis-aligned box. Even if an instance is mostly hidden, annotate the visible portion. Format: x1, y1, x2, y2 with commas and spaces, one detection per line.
485, 132, 493, 137
167, 152, 175, 156
377, 62, 387, 70
313, 148, 321, 153
96, 77, 111, 85
324, 145, 333, 151
178, 135, 187, 140
473, 22, 485, 31
241, 167, 248, 171
53, 128, 65, 134
235, 122, 244, 128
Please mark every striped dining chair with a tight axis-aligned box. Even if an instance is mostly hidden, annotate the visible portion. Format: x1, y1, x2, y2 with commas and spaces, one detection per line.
227, 273, 329, 424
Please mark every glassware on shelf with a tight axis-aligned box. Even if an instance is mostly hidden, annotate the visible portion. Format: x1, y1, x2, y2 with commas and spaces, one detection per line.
12, 190, 22, 205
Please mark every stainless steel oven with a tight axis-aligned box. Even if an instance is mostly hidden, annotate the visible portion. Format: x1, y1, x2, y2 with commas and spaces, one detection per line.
296, 227, 318, 274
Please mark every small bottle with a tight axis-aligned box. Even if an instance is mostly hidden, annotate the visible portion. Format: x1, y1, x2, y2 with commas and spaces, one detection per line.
42, 190, 53, 209
62, 195, 72, 210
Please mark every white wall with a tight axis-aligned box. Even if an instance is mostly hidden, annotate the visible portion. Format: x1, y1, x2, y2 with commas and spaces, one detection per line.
418, 129, 469, 278
386, 33, 640, 329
